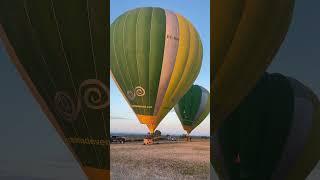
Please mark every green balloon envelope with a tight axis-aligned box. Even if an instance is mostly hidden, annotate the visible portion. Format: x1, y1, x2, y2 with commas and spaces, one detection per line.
110, 7, 203, 133
0, 1, 109, 178
174, 85, 210, 134
212, 73, 320, 180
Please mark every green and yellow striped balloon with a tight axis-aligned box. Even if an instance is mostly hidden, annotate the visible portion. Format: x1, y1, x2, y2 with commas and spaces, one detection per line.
174, 85, 210, 134
110, 7, 203, 133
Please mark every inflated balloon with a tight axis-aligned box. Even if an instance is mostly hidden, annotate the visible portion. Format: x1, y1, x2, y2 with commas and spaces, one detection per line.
212, 0, 295, 132
213, 73, 320, 180
0, 1, 109, 179
174, 85, 210, 134
110, 7, 203, 133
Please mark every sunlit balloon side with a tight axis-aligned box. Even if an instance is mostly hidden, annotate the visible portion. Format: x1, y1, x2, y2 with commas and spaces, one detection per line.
174, 85, 210, 135
0, 1, 109, 179
110, 7, 203, 133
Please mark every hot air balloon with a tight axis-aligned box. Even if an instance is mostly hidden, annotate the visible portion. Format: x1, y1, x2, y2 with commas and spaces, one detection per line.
212, 0, 295, 132
213, 73, 320, 180
110, 7, 203, 133
212, 1, 295, 178
0, 1, 109, 179
174, 85, 210, 135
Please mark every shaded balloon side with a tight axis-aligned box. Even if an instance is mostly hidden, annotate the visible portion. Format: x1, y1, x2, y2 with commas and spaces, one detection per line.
0, 1, 110, 179
212, 0, 295, 133
212, 73, 320, 180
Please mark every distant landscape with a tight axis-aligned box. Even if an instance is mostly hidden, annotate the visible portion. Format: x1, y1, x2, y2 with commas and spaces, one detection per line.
110, 133, 210, 142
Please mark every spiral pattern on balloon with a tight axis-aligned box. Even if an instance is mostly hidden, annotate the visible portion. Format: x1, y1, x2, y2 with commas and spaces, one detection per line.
135, 86, 145, 97
79, 79, 109, 109
54, 92, 77, 122
54, 79, 109, 123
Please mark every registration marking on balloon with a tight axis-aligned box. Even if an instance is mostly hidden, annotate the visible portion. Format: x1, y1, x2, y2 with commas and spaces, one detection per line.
131, 105, 153, 109
64, 137, 109, 146
166, 34, 179, 41
54, 79, 109, 123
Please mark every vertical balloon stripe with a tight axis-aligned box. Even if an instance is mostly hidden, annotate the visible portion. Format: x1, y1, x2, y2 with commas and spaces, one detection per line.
189, 86, 202, 123
272, 77, 315, 179
179, 86, 194, 125
111, 9, 143, 116
121, 12, 136, 106
174, 103, 183, 123
193, 91, 210, 128
153, 10, 179, 115
178, 86, 200, 126
156, 14, 190, 120
168, 14, 192, 101
213, 1, 244, 78
115, 14, 134, 103
183, 37, 203, 94
194, 87, 210, 123
147, 8, 166, 115
136, 8, 152, 116
173, 37, 203, 122
286, 104, 320, 179
111, 17, 130, 107
124, 9, 140, 114
170, 18, 202, 105
272, 98, 313, 180
176, 47, 202, 111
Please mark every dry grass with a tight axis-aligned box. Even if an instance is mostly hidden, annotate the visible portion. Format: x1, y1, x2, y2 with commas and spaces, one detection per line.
110, 140, 210, 180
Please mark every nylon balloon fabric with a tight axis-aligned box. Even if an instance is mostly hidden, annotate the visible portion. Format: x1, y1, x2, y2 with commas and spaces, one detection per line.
110, 7, 203, 133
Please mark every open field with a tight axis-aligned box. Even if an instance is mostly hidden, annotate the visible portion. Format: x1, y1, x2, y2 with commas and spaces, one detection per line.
110, 139, 210, 180
110, 138, 320, 180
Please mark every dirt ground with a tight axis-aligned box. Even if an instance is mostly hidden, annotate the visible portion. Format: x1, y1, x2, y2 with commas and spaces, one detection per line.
110, 139, 320, 180
110, 140, 210, 180
307, 162, 320, 180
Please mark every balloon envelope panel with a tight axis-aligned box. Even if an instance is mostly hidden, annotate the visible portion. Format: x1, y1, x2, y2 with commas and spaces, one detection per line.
0, 1, 109, 178
110, 7, 203, 132
212, 73, 320, 180
212, 0, 295, 132
174, 85, 210, 134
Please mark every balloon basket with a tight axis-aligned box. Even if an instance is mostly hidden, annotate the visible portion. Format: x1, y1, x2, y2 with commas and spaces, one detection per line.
143, 138, 154, 145
184, 136, 191, 142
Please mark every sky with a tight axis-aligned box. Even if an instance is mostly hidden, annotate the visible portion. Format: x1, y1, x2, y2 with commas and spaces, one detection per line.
267, 0, 320, 97
0, 0, 320, 178
110, 0, 211, 136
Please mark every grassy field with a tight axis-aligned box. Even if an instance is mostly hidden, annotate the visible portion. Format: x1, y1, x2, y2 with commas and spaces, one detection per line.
110, 139, 210, 180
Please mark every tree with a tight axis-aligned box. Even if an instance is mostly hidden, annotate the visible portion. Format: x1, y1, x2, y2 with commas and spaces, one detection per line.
154, 130, 161, 137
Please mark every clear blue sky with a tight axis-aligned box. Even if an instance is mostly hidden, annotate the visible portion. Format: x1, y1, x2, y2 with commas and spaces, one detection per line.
110, 0, 211, 135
